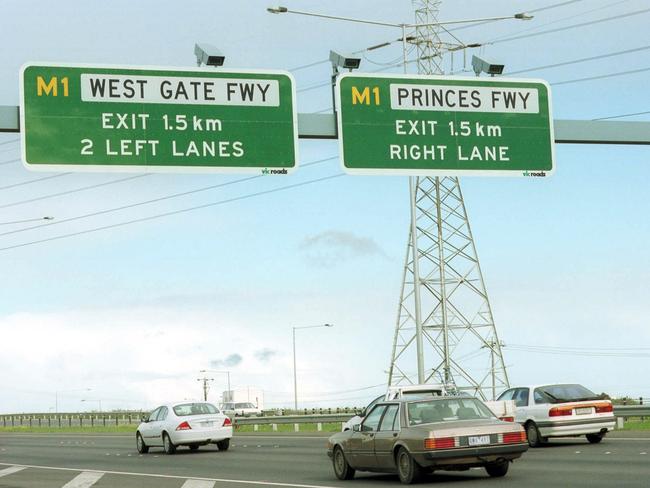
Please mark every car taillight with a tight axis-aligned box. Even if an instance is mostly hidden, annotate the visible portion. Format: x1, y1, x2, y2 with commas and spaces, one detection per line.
500, 416, 515, 422
176, 421, 191, 431
424, 437, 456, 449
595, 403, 613, 414
223, 417, 232, 427
549, 406, 573, 417
503, 431, 527, 444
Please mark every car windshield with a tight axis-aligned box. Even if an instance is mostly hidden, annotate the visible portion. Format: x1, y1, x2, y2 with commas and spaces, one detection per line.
173, 403, 219, 416
407, 398, 495, 426
235, 403, 256, 408
536, 384, 599, 403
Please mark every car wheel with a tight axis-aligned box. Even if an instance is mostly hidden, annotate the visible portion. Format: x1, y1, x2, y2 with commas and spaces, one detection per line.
332, 446, 355, 480
525, 421, 544, 448
189, 444, 200, 451
485, 460, 509, 478
396, 447, 421, 484
217, 438, 230, 451
163, 433, 176, 454
136, 433, 149, 454
586, 433, 604, 444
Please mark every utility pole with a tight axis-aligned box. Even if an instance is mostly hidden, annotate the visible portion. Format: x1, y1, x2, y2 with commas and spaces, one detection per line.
197, 377, 213, 401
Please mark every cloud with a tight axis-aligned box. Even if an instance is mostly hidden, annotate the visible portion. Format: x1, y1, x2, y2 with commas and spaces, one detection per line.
254, 348, 278, 362
300, 230, 387, 266
210, 354, 243, 368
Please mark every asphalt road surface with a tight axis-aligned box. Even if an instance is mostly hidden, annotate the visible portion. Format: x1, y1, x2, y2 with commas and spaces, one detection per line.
0, 432, 648, 487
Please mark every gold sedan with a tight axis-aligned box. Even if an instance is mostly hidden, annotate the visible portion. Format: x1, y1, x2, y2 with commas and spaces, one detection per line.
327, 396, 528, 484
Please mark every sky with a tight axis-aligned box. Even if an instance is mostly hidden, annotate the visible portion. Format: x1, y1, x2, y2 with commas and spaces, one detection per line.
1, 0, 649, 414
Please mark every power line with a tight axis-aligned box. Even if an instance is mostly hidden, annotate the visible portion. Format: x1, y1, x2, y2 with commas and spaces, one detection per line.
593, 110, 650, 121
488, 7, 650, 45
0, 172, 345, 253
0, 156, 337, 239
448, 0, 587, 33
551, 66, 650, 86
506, 45, 650, 75
0, 174, 150, 210
0, 173, 70, 191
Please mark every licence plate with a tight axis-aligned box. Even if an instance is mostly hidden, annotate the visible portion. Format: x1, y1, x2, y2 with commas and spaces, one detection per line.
202, 421, 214, 427
468, 435, 490, 446
575, 407, 592, 415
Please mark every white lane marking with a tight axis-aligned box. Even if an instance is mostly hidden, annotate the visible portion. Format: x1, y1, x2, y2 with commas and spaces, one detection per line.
0, 466, 25, 477
0, 463, 341, 488
62, 471, 104, 488
181, 480, 216, 488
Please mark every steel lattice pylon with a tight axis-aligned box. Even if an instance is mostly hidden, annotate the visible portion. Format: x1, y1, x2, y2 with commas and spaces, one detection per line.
387, 0, 509, 400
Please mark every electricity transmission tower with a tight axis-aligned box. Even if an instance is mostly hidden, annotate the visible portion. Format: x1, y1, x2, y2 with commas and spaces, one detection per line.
387, 0, 509, 400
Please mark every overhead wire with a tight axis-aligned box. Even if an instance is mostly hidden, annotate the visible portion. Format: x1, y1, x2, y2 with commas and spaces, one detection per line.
0, 174, 150, 210
484, 0, 630, 42
0, 172, 345, 253
593, 110, 650, 121
0, 173, 70, 190
0, 156, 338, 239
506, 45, 650, 76
551, 66, 650, 86
488, 7, 650, 45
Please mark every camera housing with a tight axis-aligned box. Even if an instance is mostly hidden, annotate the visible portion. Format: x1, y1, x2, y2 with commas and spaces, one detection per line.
195, 43, 225, 67
329, 50, 361, 71
471, 55, 504, 76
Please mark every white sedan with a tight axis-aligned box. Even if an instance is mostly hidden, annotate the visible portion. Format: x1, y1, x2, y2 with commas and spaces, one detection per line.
497, 384, 616, 447
136, 401, 233, 454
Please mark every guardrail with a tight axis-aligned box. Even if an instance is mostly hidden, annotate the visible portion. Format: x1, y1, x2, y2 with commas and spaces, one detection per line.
0, 406, 646, 431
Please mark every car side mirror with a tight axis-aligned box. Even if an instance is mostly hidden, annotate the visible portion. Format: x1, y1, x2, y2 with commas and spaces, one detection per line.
352, 424, 361, 432
141, 415, 149, 423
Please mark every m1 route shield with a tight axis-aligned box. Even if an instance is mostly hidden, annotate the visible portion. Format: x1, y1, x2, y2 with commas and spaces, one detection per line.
336, 73, 554, 177
20, 63, 298, 174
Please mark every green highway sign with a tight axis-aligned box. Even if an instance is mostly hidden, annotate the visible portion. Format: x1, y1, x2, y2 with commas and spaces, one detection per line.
20, 63, 298, 173
335, 73, 554, 177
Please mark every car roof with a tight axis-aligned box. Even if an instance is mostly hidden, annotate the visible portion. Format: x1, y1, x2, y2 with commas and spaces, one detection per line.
378, 395, 480, 405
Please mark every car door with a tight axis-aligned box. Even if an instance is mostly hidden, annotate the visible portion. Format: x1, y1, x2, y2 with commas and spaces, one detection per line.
512, 388, 531, 422
349, 405, 387, 469
140, 407, 161, 443
149, 406, 169, 443
373, 404, 400, 469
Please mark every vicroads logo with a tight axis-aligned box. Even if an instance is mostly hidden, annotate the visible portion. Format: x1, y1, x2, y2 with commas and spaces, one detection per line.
261, 168, 289, 175
522, 170, 547, 177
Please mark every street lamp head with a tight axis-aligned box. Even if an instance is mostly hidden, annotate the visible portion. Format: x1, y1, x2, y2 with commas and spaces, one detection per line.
514, 12, 533, 20
267, 6, 288, 14
324, 323, 334, 327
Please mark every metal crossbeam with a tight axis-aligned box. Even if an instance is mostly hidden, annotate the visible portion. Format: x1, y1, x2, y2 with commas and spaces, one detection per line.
2, 106, 650, 144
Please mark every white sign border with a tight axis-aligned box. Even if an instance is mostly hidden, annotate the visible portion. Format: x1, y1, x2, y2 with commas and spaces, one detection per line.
335, 72, 555, 178
19, 62, 300, 175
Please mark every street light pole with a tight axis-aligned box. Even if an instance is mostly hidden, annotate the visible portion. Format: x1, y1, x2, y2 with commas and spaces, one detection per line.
55, 388, 91, 414
292, 323, 333, 410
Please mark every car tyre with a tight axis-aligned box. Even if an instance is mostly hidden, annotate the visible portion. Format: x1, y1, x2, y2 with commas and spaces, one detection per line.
332, 446, 355, 480
586, 433, 604, 444
136, 433, 149, 454
163, 433, 176, 454
217, 438, 230, 451
189, 444, 200, 451
525, 421, 545, 448
485, 460, 509, 477
396, 447, 421, 484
